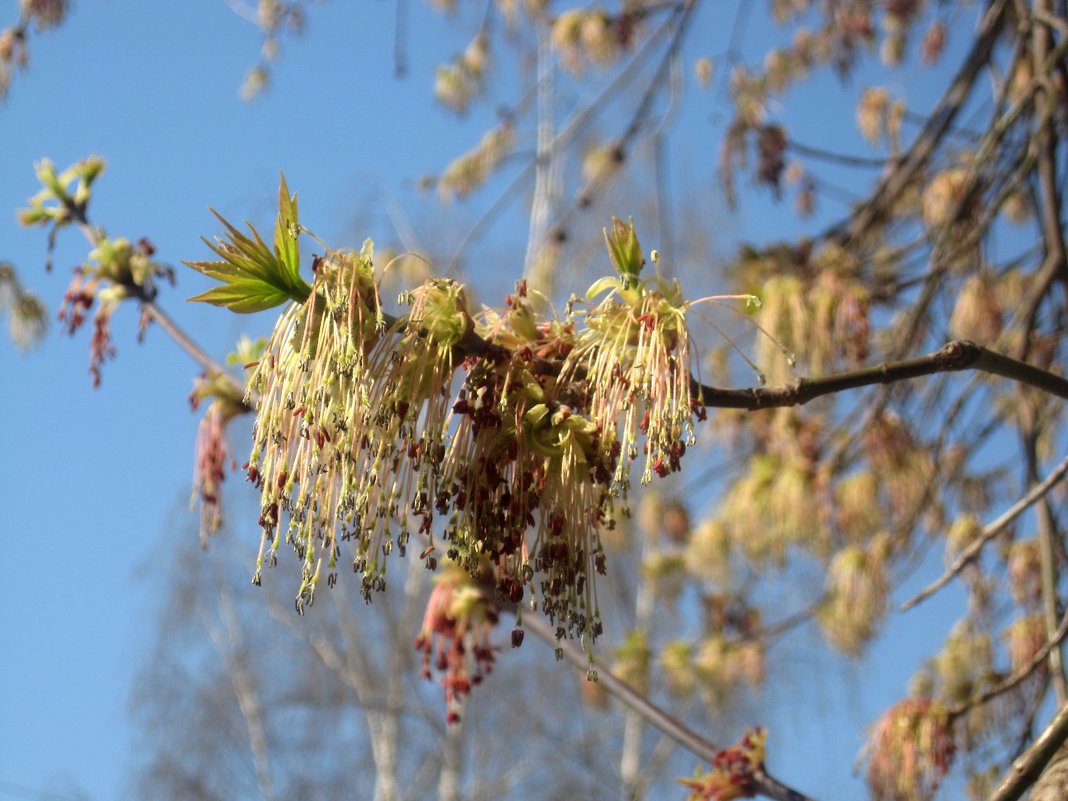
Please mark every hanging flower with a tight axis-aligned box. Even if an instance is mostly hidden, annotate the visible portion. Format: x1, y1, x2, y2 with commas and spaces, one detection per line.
0, 262, 47, 351
562, 218, 699, 495
190, 181, 718, 675
441, 292, 611, 645
189, 366, 250, 545
415, 562, 500, 724
678, 728, 768, 801
819, 533, 891, 655
244, 243, 475, 611
865, 699, 955, 801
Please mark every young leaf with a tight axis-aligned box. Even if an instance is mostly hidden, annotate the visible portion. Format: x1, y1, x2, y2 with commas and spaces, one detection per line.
187, 281, 291, 314
586, 275, 623, 300
603, 216, 644, 289
275, 173, 302, 291
185, 175, 312, 314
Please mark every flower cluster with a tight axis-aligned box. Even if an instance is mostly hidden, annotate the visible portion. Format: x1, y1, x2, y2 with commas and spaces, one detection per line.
19, 158, 174, 385
437, 123, 514, 201
677, 728, 767, 801
193, 186, 703, 665
58, 236, 171, 385
434, 33, 489, 115
564, 265, 698, 490
818, 533, 891, 655
550, 6, 644, 75
0, 262, 47, 351
189, 362, 251, 545
1, 0, 69, 99
243, 243, 471, 611
865, 699, 955, 801
414, 562, 501, 724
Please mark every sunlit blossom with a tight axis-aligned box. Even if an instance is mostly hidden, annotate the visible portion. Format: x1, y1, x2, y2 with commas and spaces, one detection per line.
218, 204, 706, 669
245, 245, 471, 611
189, 371, 247, 545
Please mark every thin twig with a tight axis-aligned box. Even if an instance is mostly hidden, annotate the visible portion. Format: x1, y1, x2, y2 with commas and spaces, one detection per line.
520, 612, 819, 801
786, 138, 900, 169
822, 0, 1009, 244
738, 596, 826, 645
548, 0, 698, 233
66, 196, 249, 395
393, 0, 408, 78
1034, 5, 1068, 33
1031, 0, 1068, 286
694, 340, 1068, 411
901, 449, 1068, 611
141, 301, 237, 382
950, 608, 1068, 720
443, 160, 535, 276
441, 3, 686, 273
1026, 416, 1068, 703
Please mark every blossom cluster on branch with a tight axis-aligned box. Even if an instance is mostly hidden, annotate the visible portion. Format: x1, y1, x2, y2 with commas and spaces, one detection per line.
187, 179, 725, 667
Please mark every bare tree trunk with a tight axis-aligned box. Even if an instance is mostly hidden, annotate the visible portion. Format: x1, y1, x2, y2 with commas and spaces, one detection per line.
621, 532, 656, 801
523, 29, 562, 295
205, 581, 276, 801
370, 553, 435, 801
438, 717, 464, 801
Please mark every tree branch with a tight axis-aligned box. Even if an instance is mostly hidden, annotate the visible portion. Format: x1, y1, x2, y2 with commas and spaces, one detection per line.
949, 608, 1068, 719
519, 611, 819, 801
901, 449, 1068, 611
547, 0, 698, 233
1031, 0, 1068, 286
824, 0, 1009, 244
987, 701, 1068, 801
785, 137, 901, 169
1024, 404, 1068, 703
141, 301, 236, 382
694, 340, 1068, 410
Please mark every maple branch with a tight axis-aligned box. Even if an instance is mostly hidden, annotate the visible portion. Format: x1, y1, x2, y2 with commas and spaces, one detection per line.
825, 0, 1009, 244
901, 449, 1068, 611
61, 195, 237, 390
520, 612, 819, 801
785, 137, 900, 169
987, 701, 1068, 801
693, 340, 1068, 410
140, 301, 234, 381
949, 608, 1068, 720
453, 332, 1068, 412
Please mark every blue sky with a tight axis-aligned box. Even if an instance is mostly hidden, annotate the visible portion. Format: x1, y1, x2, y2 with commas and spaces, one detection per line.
0, 2, 980, 799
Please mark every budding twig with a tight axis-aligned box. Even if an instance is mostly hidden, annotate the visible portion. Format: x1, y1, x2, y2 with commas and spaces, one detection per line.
141, 301, 238, 387
823, 0, 1009, 244
948, 608, 1068, 721
902, 449, 1068, 612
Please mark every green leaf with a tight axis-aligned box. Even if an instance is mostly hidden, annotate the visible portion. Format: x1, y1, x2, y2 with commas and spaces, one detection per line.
586, 276, 623, 300
187, 281, 292, 314
185, 175, 313, 314
274, 172, 302, 290
523, 403, 550, 428
226, 335, 267, 366
603, 216, 644, 289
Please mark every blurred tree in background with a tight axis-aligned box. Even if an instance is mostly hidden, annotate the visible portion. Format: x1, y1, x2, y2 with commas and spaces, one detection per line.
6, 1, 1068, 800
